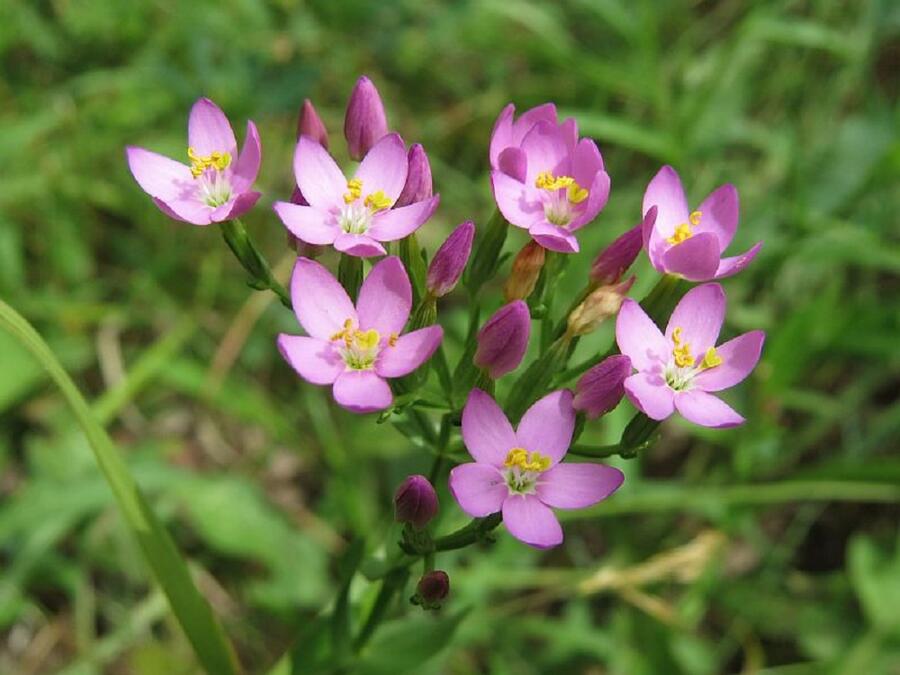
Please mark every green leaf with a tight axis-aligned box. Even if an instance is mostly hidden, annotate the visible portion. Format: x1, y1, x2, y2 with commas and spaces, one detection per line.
0, 299, 240, 675
356, 610, 467, 675
849, 535, 900, 636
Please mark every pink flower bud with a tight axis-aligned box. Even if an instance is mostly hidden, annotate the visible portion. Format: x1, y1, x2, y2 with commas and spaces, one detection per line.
415, 570, 450, 609
394, 475, 439, 529
296, 98, 329, 148
589, 219, 646, 286
573, 355, 631, 419
426, 221, 475, 297
344, 76, 389, 161
566, 276, 635, 337
474, 300, 531, 379
395, 143, 433, 208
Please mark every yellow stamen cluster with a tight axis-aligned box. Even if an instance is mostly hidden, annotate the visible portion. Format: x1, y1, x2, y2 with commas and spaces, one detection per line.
535, 171, 589, 204
364, 190, 391, 211
504, 447, 551, 473
188, 147, 231, 178
344, 178, 363, 204
671, 327, 695, 368
388, 333, 399, 347
666, 210, 702, 245
671, 326, 723, 370
329, 318, 380, 350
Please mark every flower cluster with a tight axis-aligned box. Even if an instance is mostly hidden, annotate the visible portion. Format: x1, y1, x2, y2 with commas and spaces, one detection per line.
126, 80, 765, 559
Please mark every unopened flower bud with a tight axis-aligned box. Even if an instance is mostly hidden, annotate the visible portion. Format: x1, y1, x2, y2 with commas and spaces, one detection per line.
566, 276, 635, 337
394, 475, 439, 529
474, 300, 531, 379
414, 570, 450, 609
296, 98, 329, 148
344, 76, 389, 161
395, 143, 433, 208
504, 240, 546, 301
589, 219, 646, 286
427, 221, 475, 297
573, 355, 631, 419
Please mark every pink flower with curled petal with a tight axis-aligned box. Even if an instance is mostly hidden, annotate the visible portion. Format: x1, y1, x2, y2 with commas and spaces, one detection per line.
273, 134, 440, 258
489, 103, 611, 254
642, 166, 763, 280
278, 256, 443, 413
126, 98, 261, 225
449, 389, 624, 549
616, 283, 765, 428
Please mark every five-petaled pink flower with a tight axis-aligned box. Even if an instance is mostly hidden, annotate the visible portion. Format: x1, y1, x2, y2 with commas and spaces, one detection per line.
490, 103, 610, 254
273, 134, 440, 258
642, 166, 762, 280
449, 389, 624, 549
126, 98, 261, 225
616, 283, 765, 428
278, 256, 443, 413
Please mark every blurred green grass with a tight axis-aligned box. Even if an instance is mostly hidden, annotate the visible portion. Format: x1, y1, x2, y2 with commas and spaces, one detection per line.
1, 0, 899, 673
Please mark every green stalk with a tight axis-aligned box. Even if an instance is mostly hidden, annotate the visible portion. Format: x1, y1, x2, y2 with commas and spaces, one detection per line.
220, 219, 291, 308
338, 254, 364, 302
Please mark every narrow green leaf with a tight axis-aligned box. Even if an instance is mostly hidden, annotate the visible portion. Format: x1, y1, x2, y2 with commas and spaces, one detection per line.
0, 299, 240, 675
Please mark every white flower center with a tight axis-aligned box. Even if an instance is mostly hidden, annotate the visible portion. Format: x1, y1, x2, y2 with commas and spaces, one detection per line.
330, 318, 398, 371
502, 447, 551, 495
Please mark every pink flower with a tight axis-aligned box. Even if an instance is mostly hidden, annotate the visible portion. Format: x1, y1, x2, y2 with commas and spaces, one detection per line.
489, 103, 610, 254
273, 134, 440, 257
126, 98, 262, 225
278, 256, 443, 413
615, 283, 765, 428
642, 166, 762, 280
449, 389, 624, 549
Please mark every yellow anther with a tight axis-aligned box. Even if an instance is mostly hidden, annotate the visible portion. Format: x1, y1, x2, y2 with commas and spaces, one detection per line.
535, 171, 576, 191
666, 211, 702, 245
364, 190, 392, 211
671, 327, 695, 368
188, 147, 232, 178
353, 328, 381, 351
504, 447, 552, 473
344, 178, 363, 204
388, 333, 399, 347
567, 183, 589, 204
700, 346, 722, 370
689, 210, 702, 226
330, 318, 355, 342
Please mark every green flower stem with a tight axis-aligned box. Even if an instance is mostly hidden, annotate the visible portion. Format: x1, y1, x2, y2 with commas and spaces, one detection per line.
400, 232, 428, 305
220, 219, 291, 309
352, 567, 409, 652
465, 210, 508, 295
433, 513, 503, 551
338, 254, 364, 302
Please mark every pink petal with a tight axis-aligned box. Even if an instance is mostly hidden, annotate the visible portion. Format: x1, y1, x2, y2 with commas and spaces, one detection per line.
559, 117, 578, 152
367, 195, 439, 242
624, 372, 675, 421
210, 191, 261, 222
615, 298, 668, 372
674, 390, 744, 428
515, 103, 558, 138
230, 120, 261, 192
375, 326, 443, 378
528, 222, 579, 253
290, 257, 357, 339
569, 169, 611, 231
665, 283, 726, 357
357, 256, 412, 335
570, 138, 604, 189
661, 232, 721, 281
188, 98, 237, 156
277, 334, 343, 385
573, 354, 632, 419
515, 390, 575, 466
502, 494, 563, 549
521, 121, 570, 184
126, 147, 194, 201
293, 136, 347, 210
488, 103, 516, 168
333, 232, 386, 257
536, 463, 624, 509
461, 389, 516, 467
332, 370, 393, 413
695, 184, 738, 251
714, 242, 763, 279
497, 147, 527, 182
490, 172, 544, 230
693, 330, 765, 392
448, 463, 507, 517
153, 197, 213, 226
642, 165, 689, 238
353, 133, 408, 204
273, 202, 338, 245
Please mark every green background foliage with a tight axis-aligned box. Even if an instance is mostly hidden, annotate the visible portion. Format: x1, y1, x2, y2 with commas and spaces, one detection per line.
1, 0, 899, 672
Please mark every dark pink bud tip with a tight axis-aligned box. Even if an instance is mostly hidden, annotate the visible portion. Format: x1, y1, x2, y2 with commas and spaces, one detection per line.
394, 474, 439, 529
590, 224, 643, 286
344, 76, 389, 161
474, 300, 531, 379
396, 143, 433, 208
416, 570, 450, 608
297, 98, 329, 148
427, 221, 475, 297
